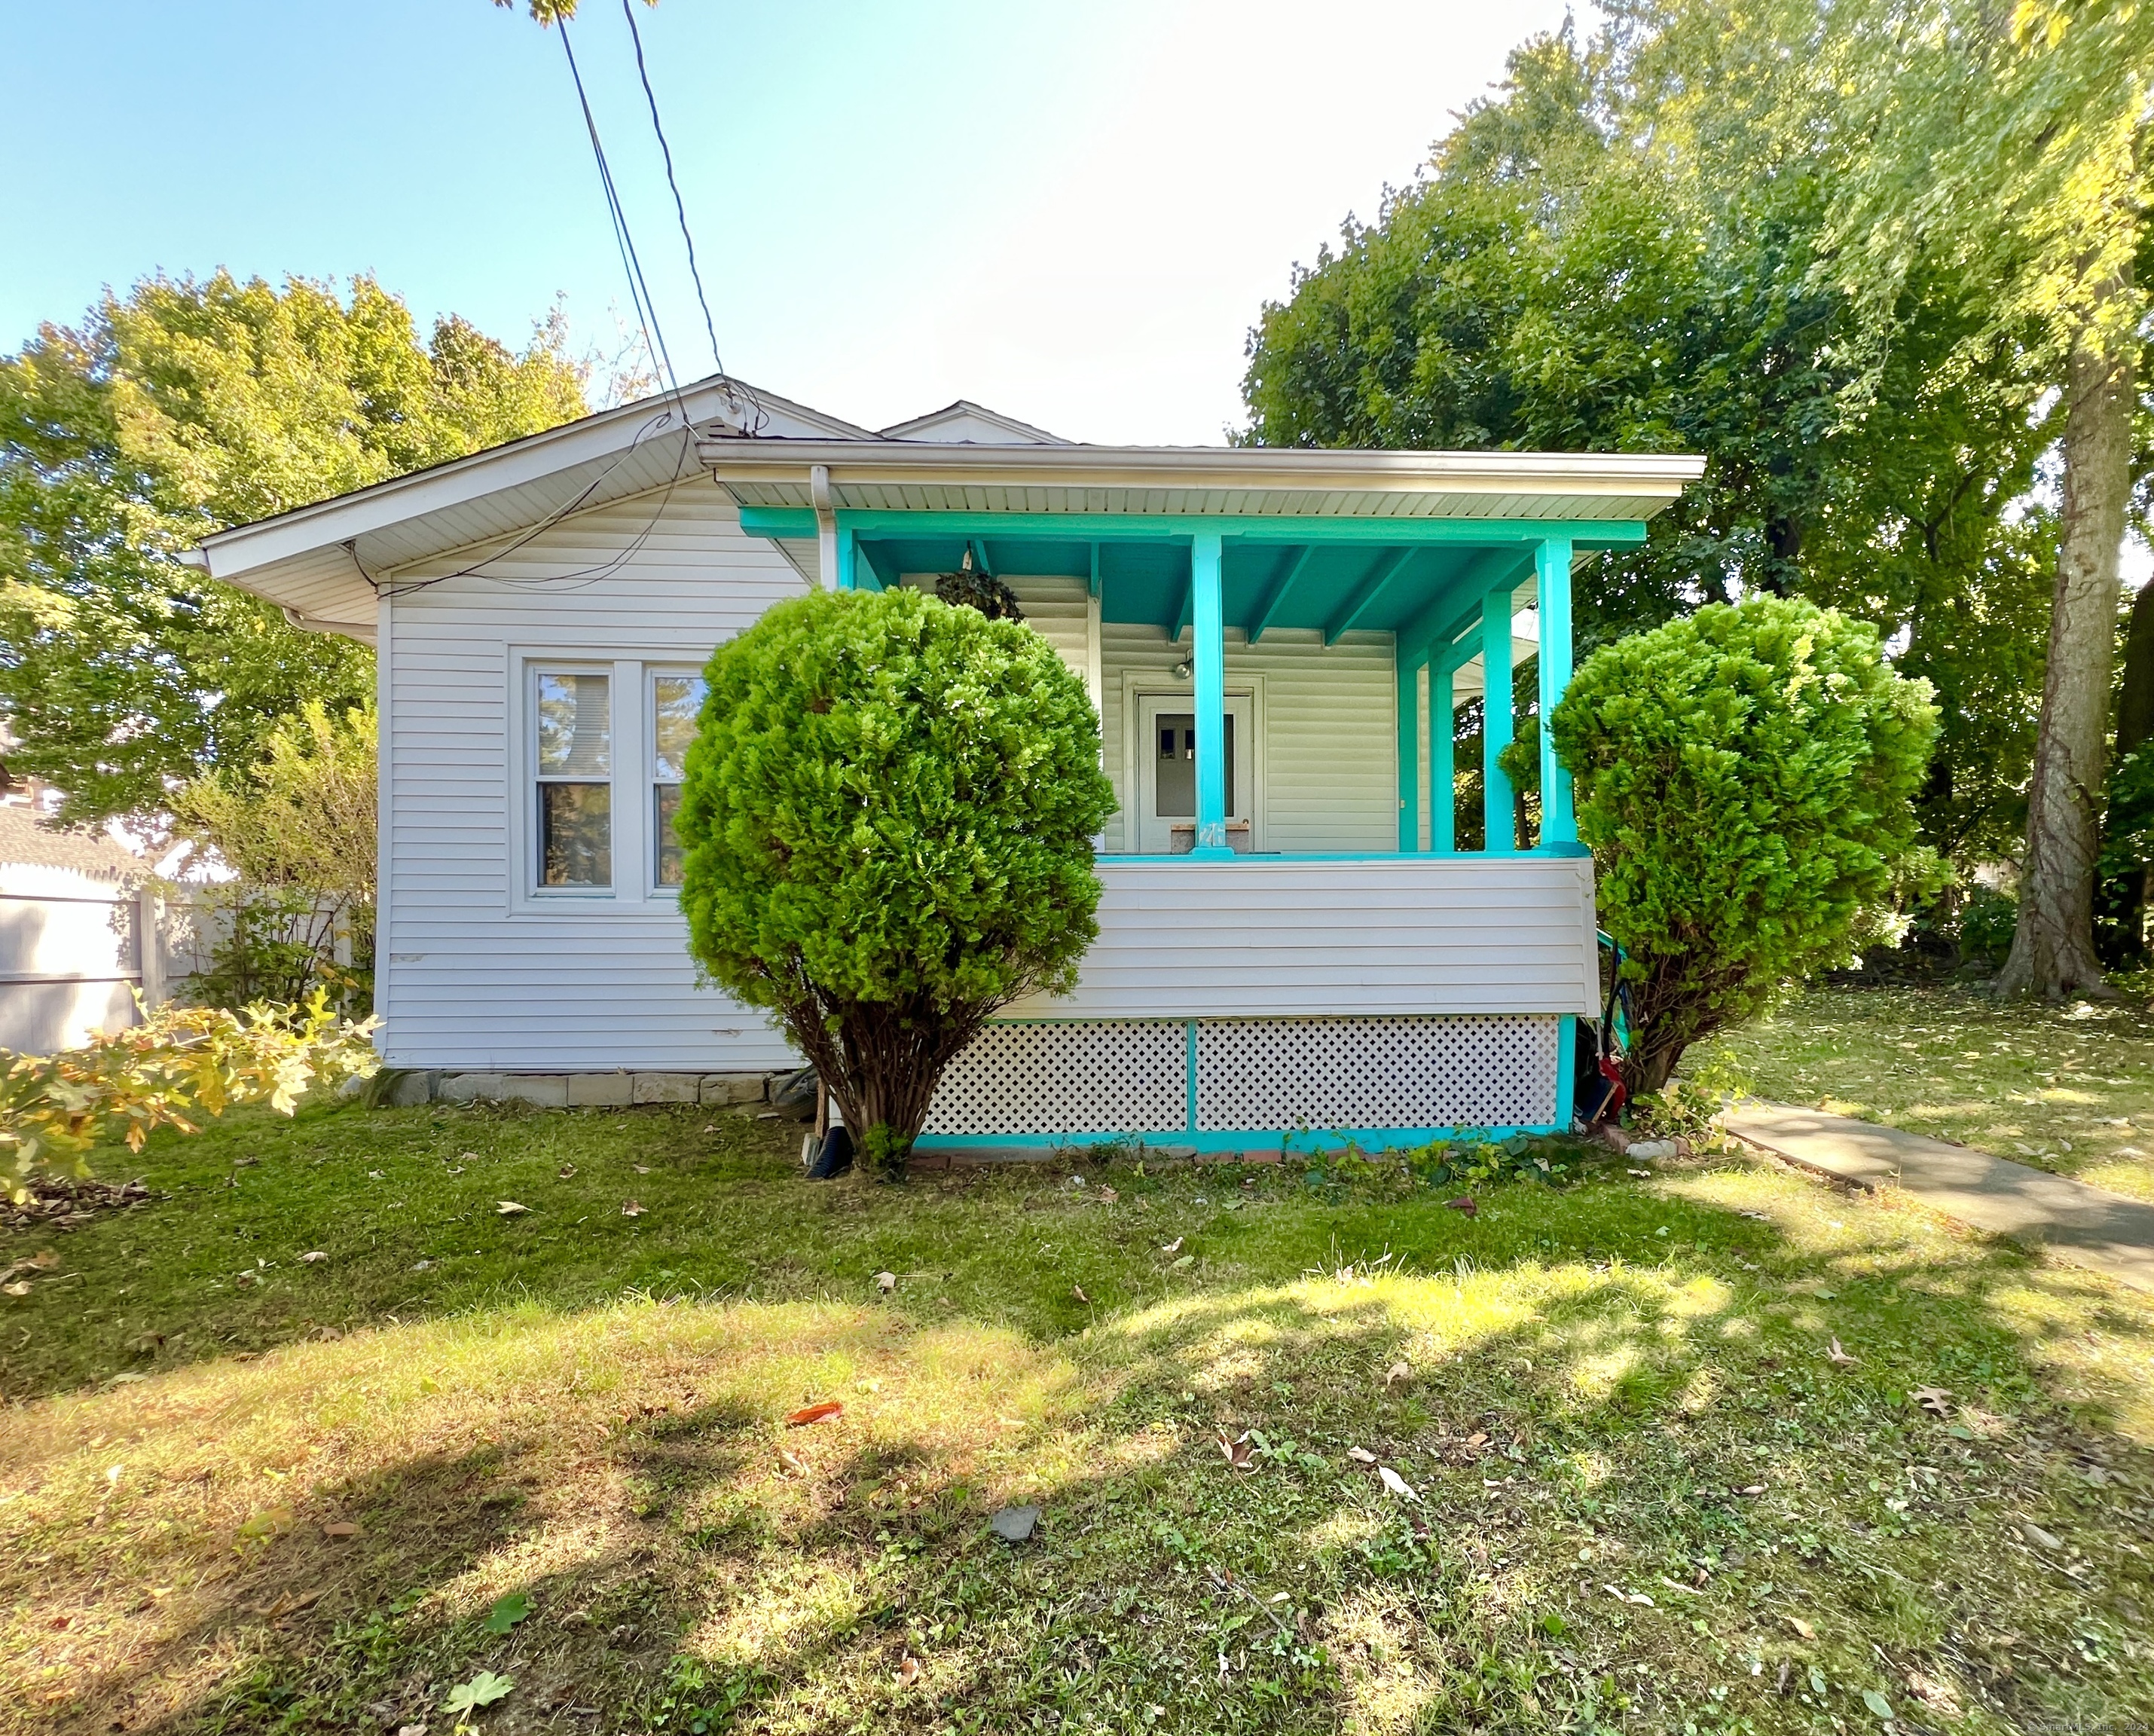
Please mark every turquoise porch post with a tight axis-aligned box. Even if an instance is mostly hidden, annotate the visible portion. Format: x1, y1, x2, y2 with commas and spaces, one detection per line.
1535, 535, 1576, 845
1191, 531, 1230, 855
1396, 648, 1421, 852
1431, 661, 1455, 853
1481, 582, 1515, 853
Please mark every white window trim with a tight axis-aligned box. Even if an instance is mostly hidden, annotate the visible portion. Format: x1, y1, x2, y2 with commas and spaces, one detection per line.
646, 665, 707, 900
509, 649, 701, 917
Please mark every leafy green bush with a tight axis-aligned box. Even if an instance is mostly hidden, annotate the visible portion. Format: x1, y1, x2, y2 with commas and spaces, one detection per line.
1957, 886, 2019, 968
676, 588, 1115, 1175
0, 992, 377, 1196
1551, 596, 1938, 1094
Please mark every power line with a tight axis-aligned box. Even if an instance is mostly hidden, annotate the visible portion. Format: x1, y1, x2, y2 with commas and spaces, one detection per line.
622, 2, 725, 384
558, 17, 683, 416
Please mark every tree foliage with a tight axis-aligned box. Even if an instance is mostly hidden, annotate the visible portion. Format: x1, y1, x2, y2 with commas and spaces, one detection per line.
171, 700, 380, 1014
0, 271, 585, 824
1552, 596, 1939, 1093
0, 992, 377, 1197
1239, 11, 2061, 867
676, 588, 1115, 1174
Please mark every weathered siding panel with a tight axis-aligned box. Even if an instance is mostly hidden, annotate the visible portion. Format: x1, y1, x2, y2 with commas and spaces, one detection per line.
380, 479, 802, 1071
1004, 856, 1599, 1019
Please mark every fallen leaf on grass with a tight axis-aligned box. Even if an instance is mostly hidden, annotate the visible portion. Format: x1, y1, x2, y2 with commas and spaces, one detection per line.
875, 1270, 896, 1292
778, 1450, 808, 1475
1446, 1196, 1478, 1217
1384, 1361, 1412, 1388
1218, 1430, 1257, 1472
1627, 1168, 1653, 1178
1731, 1483, 1768, 1497
634, 1165, 651, 1174
299, 1251, 328, 1264
1911, 1385, 1954, 1417
897, 1655, 922, 1687
441, 1671, 515, 1716
2, 1282, 28, 1297
496, 1201, 529, 1216
1377, 1466, 1422, 1502
620, 1200, 645, 1217
1603, 1583, 1654, 1606
1346, 1447, 1379, 1465
1098, 1186, 1119, 1203
484, 1591, 532, 1634
1826, 1337, 1859, 1365
1160, 1236, 1184, 1255
558, 1164, 576, 1179
2021, 1521, 2062, 1551
1072, 1284, 1090, 1304
786, 1401, 843, 1428
1786, 1615, 1816, 1640
322, 1521, 362, 1539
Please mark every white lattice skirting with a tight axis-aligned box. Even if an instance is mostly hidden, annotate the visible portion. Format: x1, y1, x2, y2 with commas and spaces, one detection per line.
921, 1014, 1559, 1138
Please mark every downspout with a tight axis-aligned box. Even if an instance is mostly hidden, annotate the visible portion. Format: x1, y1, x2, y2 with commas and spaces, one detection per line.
810, 464, 836, 590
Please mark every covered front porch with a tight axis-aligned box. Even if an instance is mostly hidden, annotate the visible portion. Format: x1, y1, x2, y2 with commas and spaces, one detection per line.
708, 439, 1700, 1151
736, 505, 1627, 863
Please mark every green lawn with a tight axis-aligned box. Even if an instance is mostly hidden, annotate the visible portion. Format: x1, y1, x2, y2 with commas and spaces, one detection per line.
3, 1097, 2152, 1734
1710, 986, 2154, 1202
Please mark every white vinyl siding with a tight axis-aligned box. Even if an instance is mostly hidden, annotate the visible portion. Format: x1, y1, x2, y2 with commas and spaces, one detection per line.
378, 479, 802, 1072
1004, 855, 1598, 1019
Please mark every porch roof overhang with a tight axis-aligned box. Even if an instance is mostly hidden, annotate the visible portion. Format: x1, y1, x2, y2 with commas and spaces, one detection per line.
703, 439, 1703, 653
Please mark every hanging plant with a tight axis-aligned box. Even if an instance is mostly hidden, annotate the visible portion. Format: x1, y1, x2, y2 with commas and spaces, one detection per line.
934, 547, 1022, 622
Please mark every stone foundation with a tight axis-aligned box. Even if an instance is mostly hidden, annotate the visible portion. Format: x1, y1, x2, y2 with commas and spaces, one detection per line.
399, 1070, 778, 1109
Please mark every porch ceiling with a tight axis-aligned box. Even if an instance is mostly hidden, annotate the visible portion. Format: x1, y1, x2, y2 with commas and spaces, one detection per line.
857, 531, 1540, 649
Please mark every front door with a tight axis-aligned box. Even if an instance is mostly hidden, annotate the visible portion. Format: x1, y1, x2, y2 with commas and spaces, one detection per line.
1136, 693, 1254, 853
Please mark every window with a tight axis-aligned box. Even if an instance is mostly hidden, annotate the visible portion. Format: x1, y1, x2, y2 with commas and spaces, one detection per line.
535, 671, 612, 888
651, 671, 706, 888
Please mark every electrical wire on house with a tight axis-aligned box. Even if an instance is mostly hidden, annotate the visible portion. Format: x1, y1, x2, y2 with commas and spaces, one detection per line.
620, 0, 764, 432
356, 8, 762, 601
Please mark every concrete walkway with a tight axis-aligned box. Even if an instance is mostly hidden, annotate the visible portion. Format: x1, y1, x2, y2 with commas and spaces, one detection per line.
1723, 1102, 2154, 1294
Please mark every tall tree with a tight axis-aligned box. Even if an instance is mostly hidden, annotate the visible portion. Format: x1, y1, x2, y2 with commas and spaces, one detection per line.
0, 271, 586, 824
1241, 16, 2054, 861
1815, 0, 2154, 997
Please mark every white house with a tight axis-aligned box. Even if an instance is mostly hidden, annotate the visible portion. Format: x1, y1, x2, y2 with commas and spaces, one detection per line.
189, 377, 1700, 1151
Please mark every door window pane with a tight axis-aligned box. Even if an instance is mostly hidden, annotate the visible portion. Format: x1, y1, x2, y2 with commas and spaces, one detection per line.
654, 784, 686, 887
1153, 713, 1233, 818
540, 783, 613, 887
652, 674, 705, 781
538, 673, 611, 775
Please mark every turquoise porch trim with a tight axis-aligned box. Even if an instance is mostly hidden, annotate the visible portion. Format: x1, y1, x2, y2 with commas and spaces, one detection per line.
913, 1123, 1571, 1155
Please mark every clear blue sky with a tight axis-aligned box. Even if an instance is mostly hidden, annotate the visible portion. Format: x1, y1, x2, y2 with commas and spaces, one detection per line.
2, 1, 1572, 443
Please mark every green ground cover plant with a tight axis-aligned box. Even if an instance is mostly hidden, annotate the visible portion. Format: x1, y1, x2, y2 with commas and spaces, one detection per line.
1712, 985, 2154, 1202
3, 1099, 2152, 1732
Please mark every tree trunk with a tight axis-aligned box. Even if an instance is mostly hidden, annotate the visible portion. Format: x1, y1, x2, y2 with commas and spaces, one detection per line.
1995, 322, 2135, 999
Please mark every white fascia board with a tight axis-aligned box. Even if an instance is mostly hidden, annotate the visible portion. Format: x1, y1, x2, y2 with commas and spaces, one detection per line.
197, 377, 871, 582
698, 439, 1706, 503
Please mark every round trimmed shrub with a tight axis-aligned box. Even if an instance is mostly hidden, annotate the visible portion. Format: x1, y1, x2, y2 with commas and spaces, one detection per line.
676, 586, 1116, 1173
1551, 595, 1939, 1095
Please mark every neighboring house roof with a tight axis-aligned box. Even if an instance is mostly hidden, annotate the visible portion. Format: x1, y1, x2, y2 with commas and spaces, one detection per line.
190, 372, 1705, 644
877, 401, 1071, 445
0, 804, 145, 884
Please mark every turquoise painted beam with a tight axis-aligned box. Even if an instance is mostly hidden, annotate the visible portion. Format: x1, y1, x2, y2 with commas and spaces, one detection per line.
1191, 532, 1229, 855
738, 506, 818, 539
1482, 582, 1516, 854
857, 539, 900, 589
830, 509, 1651, 547
1536, 535, 1577, 845
1089, 542, 1101, 600
1247, 545, 1313, 644
967, 536, 995, 576
1172, 573, 1193, 643
1394, 547, 1531, 661
1431, 662, 1456, 853
1323, 546, 1416, 646
1397, 652, 1420, 852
